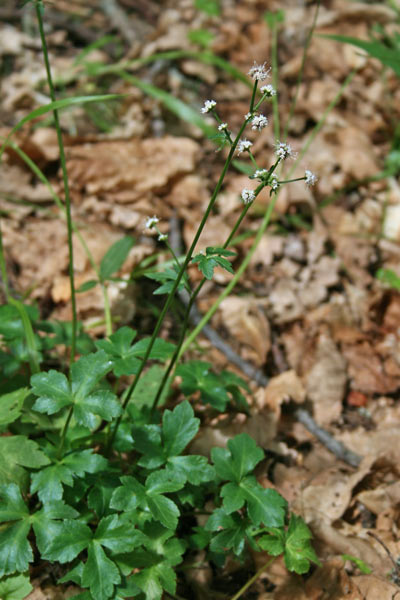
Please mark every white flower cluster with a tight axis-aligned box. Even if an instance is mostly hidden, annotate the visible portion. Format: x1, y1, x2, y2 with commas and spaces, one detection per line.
241, 189, 256, 204
248, 61, 271, 82
218, 122, 228, 131
270, 175, 279, 191
254, 169, 268, 179
251, 114, 268, 131
145, 216, 159, 230
200, 99, 217, 114
237, 139, 253, 155
260, 84, 276, 97
275, 141, 296, 161
305, 169, 317, 186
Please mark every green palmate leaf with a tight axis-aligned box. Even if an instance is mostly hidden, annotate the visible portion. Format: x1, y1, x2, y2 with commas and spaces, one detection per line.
0, 94, 123, 159
166, 455, 215, 485
259, 515, 319, 574
95, 327, 176, 377
192, 246, 236, 280
0, 388, 29, 426
0, 573, 33, 600
99, 236, 135, 281
0, 436, 50, 490
162, 400, 199, 457
30, 370, 72, 414
30, 449, 108, 504
31, 500, 80, 559
206, 509, 249, 556
41, 520, 92, 563
70, 350, 113, 400
110, 474, 181, 530
177, 361, 231, 411
31, 351, 120, 427
94, 515, 144, 554
212, 433, 264, 483
0, 485, 32, 577
283, 514, 320, 573
239, 477, 286, 527
82, 542, 121, 600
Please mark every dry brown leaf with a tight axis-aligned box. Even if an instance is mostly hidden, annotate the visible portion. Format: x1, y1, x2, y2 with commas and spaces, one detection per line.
65, 136, 199, 206
305, 332, 347, 425
353, 575, 400, 600
218, 296, 270, 366
259, 370, 305, 415
294, 458, 374, 523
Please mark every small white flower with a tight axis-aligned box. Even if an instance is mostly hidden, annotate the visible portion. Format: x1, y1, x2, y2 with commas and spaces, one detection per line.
305, 169, 317, 186
241, 189, 256, 204
270, 175, 279, 190
275, 141, 296, 161
158, 233, 168, 242
254, 169, 268, 179
218, 122, 228, 131
200, 99, 217, 114
248, 61, 271, 82
145, 215, 159, 230
260, 84, 276, 97
237, 139, 253, 155
244, 112, 252, 121
251, 114, 268, 131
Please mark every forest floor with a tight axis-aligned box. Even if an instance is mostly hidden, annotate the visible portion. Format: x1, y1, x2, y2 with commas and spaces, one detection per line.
2, 0, 400, 598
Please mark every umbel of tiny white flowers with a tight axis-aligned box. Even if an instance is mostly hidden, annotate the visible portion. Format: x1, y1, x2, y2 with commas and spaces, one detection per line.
218, 122, 228, 131
260, 84, 276, 97
201, 99, 216, 114
145, 215, 159, 230
237, 139, 253, 156
251, 114, 268, 131
275, 141, 296, 161
248, 61, 271, 82
241, 189, 256, 204
305, 169, 317, 186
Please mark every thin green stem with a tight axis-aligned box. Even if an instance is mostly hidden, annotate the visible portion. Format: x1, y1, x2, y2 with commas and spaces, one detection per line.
35, 0, 77, 365
150, 197, 256, 412
179, 193, 278, 359
107, 101, 254, 449
282, 0, 320, 143
230, 557, 275, 600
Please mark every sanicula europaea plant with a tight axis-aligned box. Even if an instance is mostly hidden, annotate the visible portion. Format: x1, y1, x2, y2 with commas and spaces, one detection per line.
0, 3, 320, 599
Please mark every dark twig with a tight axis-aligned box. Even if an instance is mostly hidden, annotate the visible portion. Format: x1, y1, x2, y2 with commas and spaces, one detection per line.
168, 216, 363, 469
